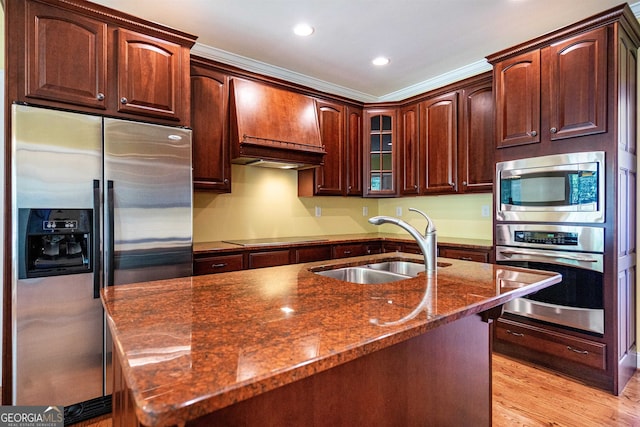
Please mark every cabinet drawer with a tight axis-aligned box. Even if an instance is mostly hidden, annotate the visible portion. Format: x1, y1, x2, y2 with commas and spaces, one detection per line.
495, 318, 606, 371
332, 244, 370, 259
248, 249, 291, 269
194, 254, 244, 275
439, 247, 489, 263
295, 246, 332, 263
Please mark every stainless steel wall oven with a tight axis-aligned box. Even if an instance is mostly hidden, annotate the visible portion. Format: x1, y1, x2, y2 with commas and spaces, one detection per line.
496, 224, 604, 335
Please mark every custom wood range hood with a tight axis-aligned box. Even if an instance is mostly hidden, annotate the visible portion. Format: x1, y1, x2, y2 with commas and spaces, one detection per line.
230, 78, 326, 170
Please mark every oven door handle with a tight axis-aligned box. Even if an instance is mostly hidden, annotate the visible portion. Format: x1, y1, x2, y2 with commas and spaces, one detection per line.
498, 249, 599, 263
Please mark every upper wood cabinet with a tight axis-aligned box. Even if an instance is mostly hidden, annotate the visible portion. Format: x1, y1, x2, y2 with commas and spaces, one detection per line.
299, 100, 363, 197
420, 92, 458, 194
190, 60, 231, 192
458, 76, 494, 193
11, 0, 196, 125
364, 109, 398, 197
345, 106, 364, 196
492, 26, 607, 150
115, 28, 186, 122
314, 100, 345, 195
25, 1, 108, 110
399, 103, 420, 195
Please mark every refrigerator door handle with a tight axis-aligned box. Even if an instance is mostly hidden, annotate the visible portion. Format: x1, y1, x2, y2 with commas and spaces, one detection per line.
93, 180, 101, 298
106, 180, 115, 287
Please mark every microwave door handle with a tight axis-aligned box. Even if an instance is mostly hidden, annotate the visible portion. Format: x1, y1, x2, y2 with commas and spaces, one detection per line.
499, 249, 598, 263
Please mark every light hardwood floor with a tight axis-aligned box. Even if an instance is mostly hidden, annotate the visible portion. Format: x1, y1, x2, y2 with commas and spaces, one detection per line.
493, 354, 640, 426
72, 354, 640, 426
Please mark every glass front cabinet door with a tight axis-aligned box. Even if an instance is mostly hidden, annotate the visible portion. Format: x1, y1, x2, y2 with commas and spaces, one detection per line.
364, 109, 397, 197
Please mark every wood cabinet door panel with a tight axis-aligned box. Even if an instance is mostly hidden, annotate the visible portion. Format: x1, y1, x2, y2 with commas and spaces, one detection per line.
420, 93, 457, 194
26, 2, 107, 109
295, 246, 332, 263
315, 101, 345, 195
545, 27, 608, 140
399, 104, 420, 195
495, 50, 541, 148
191, 64, 231, 191
346, 106, 363, 195
248, 250, 292, 269
459, 79, 494, 193
117, 28, 182, 121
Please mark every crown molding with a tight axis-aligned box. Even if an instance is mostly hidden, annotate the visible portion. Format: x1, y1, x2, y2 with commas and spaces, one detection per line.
193, 2, 640, 104
191, 43, 380, 103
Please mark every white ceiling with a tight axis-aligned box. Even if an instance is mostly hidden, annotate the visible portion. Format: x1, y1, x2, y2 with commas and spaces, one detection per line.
92, 0, 639, 102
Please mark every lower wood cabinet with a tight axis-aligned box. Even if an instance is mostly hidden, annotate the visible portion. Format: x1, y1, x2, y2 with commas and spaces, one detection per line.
248, 249, 291, 269
295, 246, 332, 263
439, 247, 490, 263
193, 253, 244, 275
495, 317, 606, 372
332, 242, 381, 259
194, 240, 490, 275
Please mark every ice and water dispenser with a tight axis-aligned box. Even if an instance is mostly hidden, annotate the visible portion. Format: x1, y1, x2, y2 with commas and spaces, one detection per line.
19, 209, 93, 279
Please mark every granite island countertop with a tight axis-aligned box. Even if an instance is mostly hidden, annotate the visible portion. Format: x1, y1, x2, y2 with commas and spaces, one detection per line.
101, 252, 560, 426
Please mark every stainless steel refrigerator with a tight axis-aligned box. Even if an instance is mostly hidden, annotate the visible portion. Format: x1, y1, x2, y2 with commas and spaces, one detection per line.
10, 104, 193, 422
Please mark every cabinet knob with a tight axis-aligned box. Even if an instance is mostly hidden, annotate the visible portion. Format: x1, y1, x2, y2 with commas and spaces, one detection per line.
462, 181, 467, 186
96, 93, 105, 101
224, 179, 229, 184
414, 184, 418, 190
348, 185, 352, 191
120, 97, 128, 104
550, 127, 558, 133
449, 182, 455, 187
529, 130, 538, 137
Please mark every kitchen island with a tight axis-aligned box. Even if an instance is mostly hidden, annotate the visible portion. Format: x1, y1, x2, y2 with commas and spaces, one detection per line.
102, 253, 560, 427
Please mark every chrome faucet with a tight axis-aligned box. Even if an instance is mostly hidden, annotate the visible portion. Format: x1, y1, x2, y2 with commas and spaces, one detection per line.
369, 208, 437, 273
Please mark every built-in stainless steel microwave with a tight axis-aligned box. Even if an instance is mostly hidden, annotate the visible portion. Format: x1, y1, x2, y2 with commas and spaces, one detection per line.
496, 151, 605, 223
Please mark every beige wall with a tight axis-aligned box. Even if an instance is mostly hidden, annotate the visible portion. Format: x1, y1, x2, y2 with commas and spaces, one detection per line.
193, 165, 493, 242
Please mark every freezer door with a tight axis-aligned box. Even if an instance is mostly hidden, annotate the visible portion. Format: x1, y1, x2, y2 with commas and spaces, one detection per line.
11, 105, 104, 405
103, 118, 193, 286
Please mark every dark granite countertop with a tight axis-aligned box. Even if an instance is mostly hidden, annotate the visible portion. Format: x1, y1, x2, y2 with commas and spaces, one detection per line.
101, 252, 559, 426
193, 233, 493, 254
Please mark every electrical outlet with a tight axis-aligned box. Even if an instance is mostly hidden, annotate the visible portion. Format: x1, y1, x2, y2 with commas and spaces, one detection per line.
396, 207, 402, 216
481, 205, 490, 218
315, 206, 322, 217
362, 206, 368, 216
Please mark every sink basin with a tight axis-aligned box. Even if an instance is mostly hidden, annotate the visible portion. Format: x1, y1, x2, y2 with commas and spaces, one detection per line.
366, 261, 426, 277
315, 267, 411, 284
312, 259, 452, 284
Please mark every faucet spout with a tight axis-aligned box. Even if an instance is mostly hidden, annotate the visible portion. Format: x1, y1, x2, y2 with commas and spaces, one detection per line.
368, 208, 437, 272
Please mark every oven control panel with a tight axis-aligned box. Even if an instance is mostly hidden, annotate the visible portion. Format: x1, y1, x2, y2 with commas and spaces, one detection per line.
514, 230, 578, 246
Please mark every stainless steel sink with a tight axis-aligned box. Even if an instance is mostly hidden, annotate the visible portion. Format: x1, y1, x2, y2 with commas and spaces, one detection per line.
315, 267, 411, 284
366, 261, 426, 277
312, 260, 452, 285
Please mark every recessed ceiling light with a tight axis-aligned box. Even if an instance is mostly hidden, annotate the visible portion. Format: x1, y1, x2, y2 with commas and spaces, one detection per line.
293, 23, 314, 37
372, 56, 390, 66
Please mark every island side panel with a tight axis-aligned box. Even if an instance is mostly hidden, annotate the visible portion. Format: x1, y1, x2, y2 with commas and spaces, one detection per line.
187, 313, 492, 427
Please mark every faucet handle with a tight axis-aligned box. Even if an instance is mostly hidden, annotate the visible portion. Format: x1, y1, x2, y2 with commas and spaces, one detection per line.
409, 208, 436, 233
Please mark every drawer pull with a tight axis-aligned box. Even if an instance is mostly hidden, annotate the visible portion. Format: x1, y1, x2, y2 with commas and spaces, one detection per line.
506, 329, 524, 337
211, 263, 227, 268
344, 250, 352, 255
459, 256, 473, 261
567, 346, 589, 355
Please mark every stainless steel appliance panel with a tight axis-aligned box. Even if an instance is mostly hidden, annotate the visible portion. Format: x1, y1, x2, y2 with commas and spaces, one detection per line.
495, 151, 605, 223
11, 105, 103, 405
103, 119, 193, 285
495, 224, 605, 335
